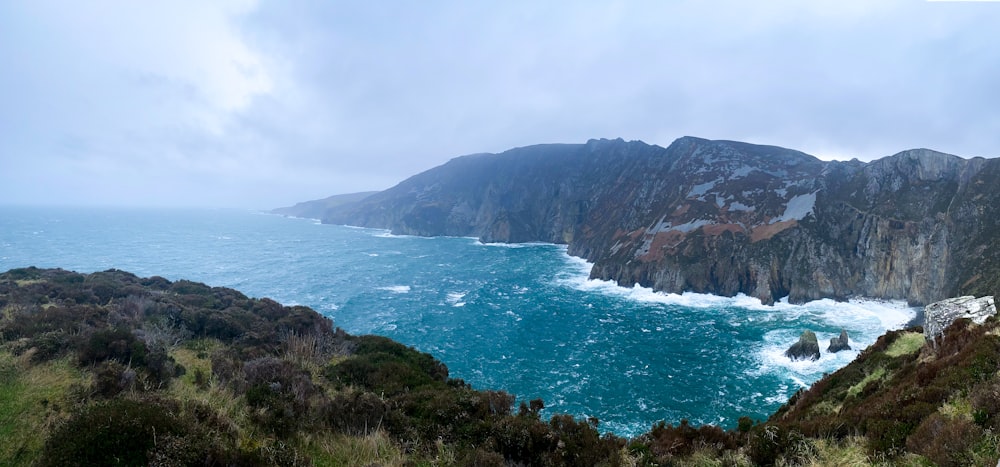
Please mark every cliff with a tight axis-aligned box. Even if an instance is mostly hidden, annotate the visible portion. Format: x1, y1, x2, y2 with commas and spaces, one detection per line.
323, 137, 1000, 305
271, 191, 378, 220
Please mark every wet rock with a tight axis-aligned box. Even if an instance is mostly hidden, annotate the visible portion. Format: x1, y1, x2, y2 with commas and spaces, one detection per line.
785, 330, 821, 361
827, 329, 851, 353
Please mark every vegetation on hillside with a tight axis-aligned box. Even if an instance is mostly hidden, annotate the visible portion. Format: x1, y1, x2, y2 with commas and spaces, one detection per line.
1, 267, 998, 466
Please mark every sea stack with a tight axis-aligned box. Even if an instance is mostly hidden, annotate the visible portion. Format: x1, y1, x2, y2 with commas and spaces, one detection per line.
827, 330, 851, 353
785, 330, 821, 361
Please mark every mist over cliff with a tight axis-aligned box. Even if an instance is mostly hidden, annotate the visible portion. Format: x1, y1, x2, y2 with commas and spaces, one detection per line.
319, 137, 1000, 305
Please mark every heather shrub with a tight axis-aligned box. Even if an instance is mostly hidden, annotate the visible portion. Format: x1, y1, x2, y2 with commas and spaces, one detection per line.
325, 335, 448, 395
864, 419, 911, 458
456, 448, 506, 467
241, 356, 327, 435
91, 360, 137, 397
22, 330, 72, 362
970, 377, 1000, 429
38, 398, 208, 466
144, 347, 184, 388
546, 414, 624, 466
647, 419, 709, 458
906, 412, 983, 467
1, 304, 105, 341
210, 348, 241, 385
328, 391, 390, 435
492, 412, 560, 464
77, 327, 147, 367
746, 425, 805, 466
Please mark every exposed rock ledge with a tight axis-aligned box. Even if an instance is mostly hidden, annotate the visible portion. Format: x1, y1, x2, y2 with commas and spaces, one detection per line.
785, 330, 821, 361
923, 295, 996, 341
827, 330, 851, 353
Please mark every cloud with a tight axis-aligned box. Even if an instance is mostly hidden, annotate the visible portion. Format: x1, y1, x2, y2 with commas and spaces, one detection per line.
1, 0, 998, 208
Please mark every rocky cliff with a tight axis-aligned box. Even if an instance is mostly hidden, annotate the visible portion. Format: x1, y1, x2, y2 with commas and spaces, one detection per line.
323, 137, 1000, 305
923, 295, 997, 341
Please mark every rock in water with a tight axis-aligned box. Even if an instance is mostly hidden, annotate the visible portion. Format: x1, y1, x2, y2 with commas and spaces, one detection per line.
923, 296, 997, 341
827, 329, 851, 353
786, 330, 821, 361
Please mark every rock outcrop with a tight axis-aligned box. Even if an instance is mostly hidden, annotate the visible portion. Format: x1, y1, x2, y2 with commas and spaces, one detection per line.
827, 330, 851, 353
923, 295, 997, 341
785, 331, 821, 361
320, 136, 1000, 305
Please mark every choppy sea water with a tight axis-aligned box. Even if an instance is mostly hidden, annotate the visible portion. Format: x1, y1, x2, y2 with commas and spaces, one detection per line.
0, 206, 914, 437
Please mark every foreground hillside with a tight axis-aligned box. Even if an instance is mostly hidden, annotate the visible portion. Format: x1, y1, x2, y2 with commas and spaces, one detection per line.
2, 267, 999, 466
317, 137, 1000, 306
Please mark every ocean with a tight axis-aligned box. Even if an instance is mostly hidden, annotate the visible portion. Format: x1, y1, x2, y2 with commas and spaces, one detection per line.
0, 206, 915, 437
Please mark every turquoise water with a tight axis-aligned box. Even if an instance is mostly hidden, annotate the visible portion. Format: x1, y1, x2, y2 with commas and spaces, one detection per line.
0, 207, 914, 436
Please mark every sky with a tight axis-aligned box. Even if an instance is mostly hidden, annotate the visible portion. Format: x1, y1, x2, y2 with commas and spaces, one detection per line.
1, 1, 999, 209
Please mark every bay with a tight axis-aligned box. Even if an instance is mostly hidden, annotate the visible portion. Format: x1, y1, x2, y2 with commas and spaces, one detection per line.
0, 206, 914, 437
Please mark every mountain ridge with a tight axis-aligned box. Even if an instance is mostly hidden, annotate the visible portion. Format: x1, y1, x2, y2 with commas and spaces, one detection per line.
290, 136, 1000, 305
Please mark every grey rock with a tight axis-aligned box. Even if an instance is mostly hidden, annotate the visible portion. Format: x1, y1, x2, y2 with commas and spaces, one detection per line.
785, 330, 821, 361
827, 329, 851, 353
923, 295, 996, 341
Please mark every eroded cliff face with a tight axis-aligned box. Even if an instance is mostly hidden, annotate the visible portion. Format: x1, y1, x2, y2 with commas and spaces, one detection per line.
325, 137, 1000, 305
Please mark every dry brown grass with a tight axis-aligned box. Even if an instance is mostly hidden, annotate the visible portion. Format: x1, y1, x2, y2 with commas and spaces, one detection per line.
299, 430, 406, 467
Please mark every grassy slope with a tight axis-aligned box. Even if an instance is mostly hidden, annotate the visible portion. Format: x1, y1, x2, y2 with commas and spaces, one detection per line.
1, 267, 998, 466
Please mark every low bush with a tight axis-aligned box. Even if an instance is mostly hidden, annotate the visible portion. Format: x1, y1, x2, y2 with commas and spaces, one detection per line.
77, 327, 147, 367
970, 376, 1000, 429
329, 391, 390, 435
906, 412, 983, 467
241, 356, 328, 435
38, 397, 210, 466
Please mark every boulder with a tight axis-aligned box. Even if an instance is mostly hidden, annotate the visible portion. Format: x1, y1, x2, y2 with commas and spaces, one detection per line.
923, 296, 996, 341
827, 329, 851, 353
785, 330, 821, 361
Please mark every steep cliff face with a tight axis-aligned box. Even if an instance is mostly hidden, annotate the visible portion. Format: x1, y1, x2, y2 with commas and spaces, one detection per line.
324, 137, 1000, 305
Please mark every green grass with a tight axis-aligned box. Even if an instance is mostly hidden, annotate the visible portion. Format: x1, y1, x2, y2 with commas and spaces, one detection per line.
0, 352, 83, 466
14, 279, 45, 287
809, 400, 843, 416
885, 332, 925, 358
801, 437, 872, 467
847, 367, 885, 398
939, 396, 974, 420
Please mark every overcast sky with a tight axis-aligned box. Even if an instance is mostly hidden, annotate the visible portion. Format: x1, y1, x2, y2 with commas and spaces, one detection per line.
1, 1, 998, 208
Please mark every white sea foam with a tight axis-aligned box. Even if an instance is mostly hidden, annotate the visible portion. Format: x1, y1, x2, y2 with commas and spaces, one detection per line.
446, 291, 467, 307
372, 231, 407, 238
557, 250, 917, 399
379, 285, 411, 294
559, 252, 914, 324
473, 239, 552, 248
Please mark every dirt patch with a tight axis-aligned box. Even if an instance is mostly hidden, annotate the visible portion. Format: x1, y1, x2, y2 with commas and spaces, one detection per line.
750, 220, 797, 242
702, 223, 745, 236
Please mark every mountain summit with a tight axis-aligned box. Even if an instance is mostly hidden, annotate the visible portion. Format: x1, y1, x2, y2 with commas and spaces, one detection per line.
318, 137, 1000, 305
